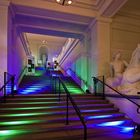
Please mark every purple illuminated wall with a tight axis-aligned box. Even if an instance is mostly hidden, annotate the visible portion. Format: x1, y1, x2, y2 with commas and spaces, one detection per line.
7, 7, 26, 88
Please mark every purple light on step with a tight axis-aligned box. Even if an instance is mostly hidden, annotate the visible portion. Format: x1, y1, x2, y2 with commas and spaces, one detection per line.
81, 109, 101, 113
81, 108, 114, 113
86, 114, 113, 119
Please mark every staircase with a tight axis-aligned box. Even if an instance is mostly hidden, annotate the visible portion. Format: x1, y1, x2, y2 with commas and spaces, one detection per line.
0, 94, 135, 140
18, 68, 84, 95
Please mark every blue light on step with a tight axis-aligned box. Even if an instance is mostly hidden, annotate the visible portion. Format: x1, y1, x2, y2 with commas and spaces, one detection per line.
19, 85, 47, 94
82, 109, 101, 113
97, 121, 125, 127
121, 127, 134, 133
86, 114, 113, 120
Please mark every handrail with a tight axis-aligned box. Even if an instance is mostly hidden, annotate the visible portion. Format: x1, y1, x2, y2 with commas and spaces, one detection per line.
92, 76, 140, 114
0, 72, 15, 102
58, 77, 87, 140
67, 68, 87, 86
5, 72, 14, 77
16, 66, 27, 83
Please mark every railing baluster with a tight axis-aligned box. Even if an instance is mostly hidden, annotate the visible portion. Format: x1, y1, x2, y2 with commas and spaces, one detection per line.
66, 93, 69, 125
11, 76, 15, 97
0, 72, 15, 103
4, 72, 7, 102
93, 78, 97, 96
102, 76, 105, 99
58, 78, 61, 101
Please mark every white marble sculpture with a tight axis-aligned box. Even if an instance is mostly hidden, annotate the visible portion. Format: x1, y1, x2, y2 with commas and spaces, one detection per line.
118, 44, 140, 95
106, 51, 128, 88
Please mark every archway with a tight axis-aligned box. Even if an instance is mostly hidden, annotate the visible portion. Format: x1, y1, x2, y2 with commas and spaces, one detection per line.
39, 45, 48, 68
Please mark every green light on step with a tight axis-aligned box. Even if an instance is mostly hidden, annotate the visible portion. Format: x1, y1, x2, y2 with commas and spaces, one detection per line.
0, 130, 28, 136
0, 120, 41, 126
1, 112, 52, 117
16, 97, 57, 100
9, 101, 57, 105
0, 106, 58, 111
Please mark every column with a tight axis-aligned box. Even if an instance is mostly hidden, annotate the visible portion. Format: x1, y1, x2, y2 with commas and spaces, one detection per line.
0, 0, 10, 84
87, 17, 111, 92
91, 17, 111, 77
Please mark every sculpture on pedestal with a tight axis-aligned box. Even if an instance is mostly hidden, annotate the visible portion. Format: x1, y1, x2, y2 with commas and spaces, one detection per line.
106, 51, 128, 88
118, 44, 140, 95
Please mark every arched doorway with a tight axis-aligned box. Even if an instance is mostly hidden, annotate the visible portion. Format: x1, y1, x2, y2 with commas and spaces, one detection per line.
39, 46, 48, 68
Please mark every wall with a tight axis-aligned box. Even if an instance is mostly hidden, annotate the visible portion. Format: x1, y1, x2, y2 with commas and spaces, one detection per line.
58, 39, 89, 91
111, 13, 140, 65
7, 7, 27, 88
107, 96, 140, 124
58, 18, 111, 92
0, 3, 8, 86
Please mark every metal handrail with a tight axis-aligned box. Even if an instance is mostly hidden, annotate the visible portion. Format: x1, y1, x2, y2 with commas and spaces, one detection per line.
5, 72, 14, 77
92, 76, 140, 114
58, 77, 87, 140
0, 72, 15, 102
16, 66, 27, 83
67, 68, 87, 86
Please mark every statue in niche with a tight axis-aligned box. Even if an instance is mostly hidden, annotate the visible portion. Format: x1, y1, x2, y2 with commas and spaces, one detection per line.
106, 51, 128, 88
118, 44, 140, 95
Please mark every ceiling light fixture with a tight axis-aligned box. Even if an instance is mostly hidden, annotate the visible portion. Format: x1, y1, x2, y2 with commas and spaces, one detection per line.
56, 0, 73, 6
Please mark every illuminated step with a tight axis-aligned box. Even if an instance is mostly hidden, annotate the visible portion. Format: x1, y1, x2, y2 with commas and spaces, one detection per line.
85, 113, 124, 120
2, 101, 59, 105
0, 120, 41, 126
0, 106, 117, 112
0, 108, 119, 117
0, 130, 30, 137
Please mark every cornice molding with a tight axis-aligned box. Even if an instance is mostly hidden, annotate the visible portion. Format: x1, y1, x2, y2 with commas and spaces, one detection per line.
19, 32, 31, 56
100, 0, 128, 17
85, 16, 112, 33
117, 11, 140, 21
96, 16, 112, 23
59, 39, 79, 65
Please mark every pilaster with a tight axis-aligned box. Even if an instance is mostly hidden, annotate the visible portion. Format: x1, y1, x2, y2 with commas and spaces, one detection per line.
0, 1, 10, 84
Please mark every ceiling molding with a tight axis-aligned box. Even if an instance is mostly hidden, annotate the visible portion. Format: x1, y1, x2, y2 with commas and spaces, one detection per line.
117, 11, 140, 20
42, 0, 104, 10
18, 24, 84, 39
100, 0, 128, 17
11, 4, 93, 25
10, 0, 98, 17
